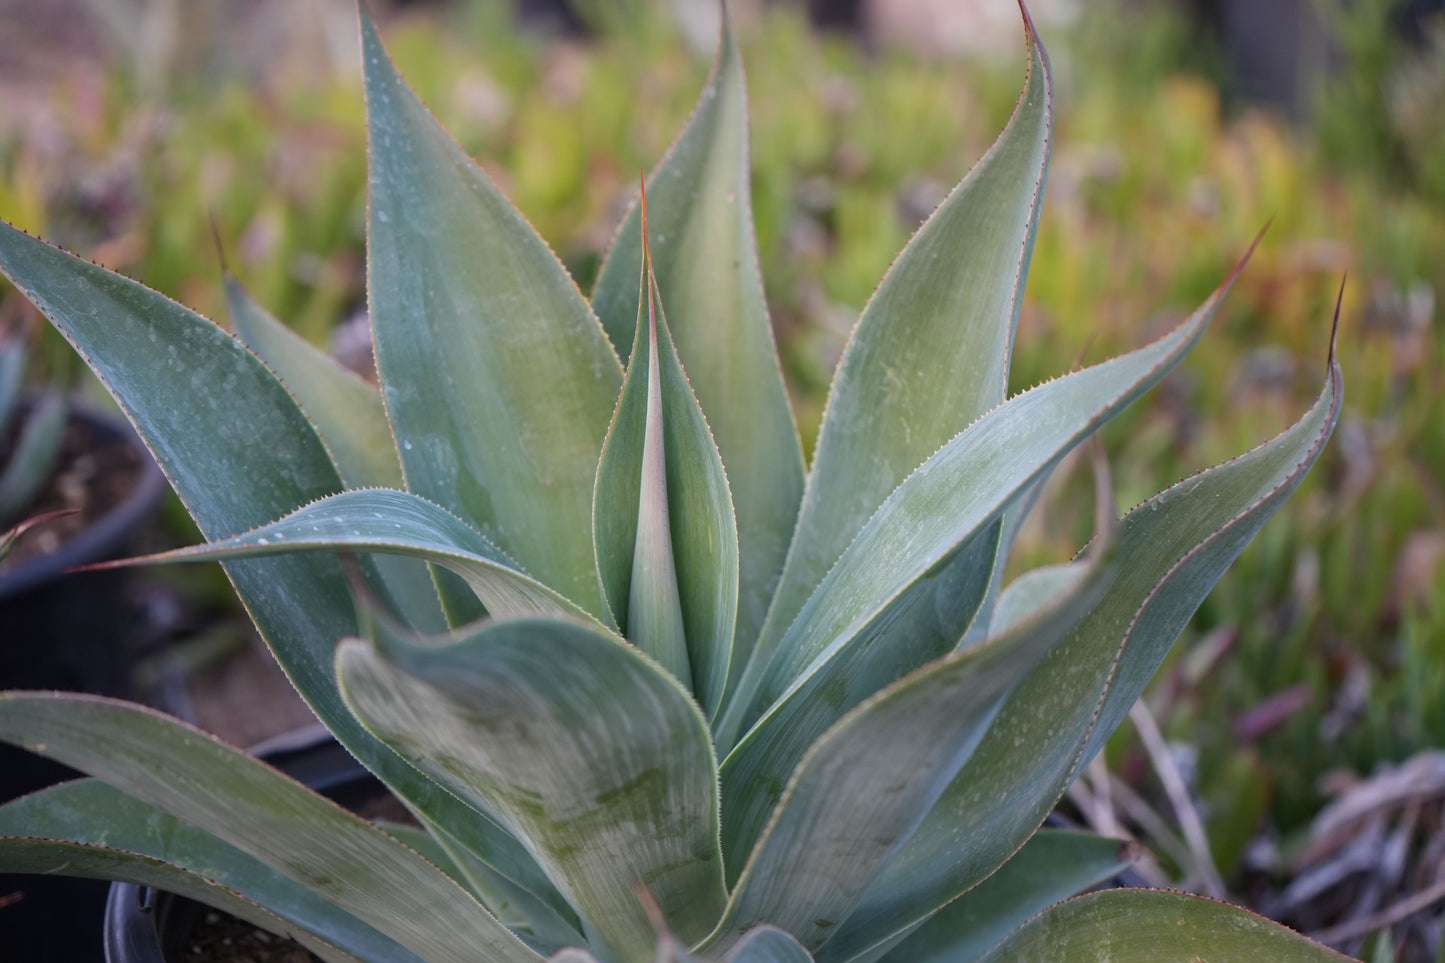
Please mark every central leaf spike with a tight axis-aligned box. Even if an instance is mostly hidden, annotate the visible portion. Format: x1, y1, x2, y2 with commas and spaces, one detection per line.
630, 182, 693, 685
592, 178, 741, 718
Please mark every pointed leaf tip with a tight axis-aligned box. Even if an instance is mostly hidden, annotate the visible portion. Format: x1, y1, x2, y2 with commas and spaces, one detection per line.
640, 172, 649, 239
206, 210, 228, 274
1328, 274, 1345, 371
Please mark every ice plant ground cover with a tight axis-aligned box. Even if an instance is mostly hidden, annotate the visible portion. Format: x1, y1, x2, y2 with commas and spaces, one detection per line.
0, 2, 1352, 961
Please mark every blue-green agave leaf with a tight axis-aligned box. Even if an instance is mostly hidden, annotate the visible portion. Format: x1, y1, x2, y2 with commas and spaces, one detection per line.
868, 830, 1135, 963
0, 839, 369, 963
0, 219, 547, 919
709, 526, 1115, 949
0, 694, 541, 963
720, 929, 817, 963
0, 340, 23, 431
0, 780, 421, 963
990, 560, 1091, 635
975, 889, 1353, 962
336, 613, 728, 961
223, 273, 457, 631
0, 388, 66, 521
594, 208, 739, 715
739, 7, 1051, 718
669, 927, 815, 962
716, 258, 1244, 764
416, 817, 589, 956
98, 488, 596, 625
361, 7, 621, 617
592, 8, 804, 678
826, 338, 1342, 959
224, 275, 399, 491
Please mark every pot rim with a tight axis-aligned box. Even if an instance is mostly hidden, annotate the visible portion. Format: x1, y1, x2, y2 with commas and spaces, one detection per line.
0, 400, 168, 600
103, 728, 376, 963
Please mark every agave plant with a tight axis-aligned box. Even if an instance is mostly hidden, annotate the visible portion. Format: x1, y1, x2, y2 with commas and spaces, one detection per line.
0, 4, 1349, 961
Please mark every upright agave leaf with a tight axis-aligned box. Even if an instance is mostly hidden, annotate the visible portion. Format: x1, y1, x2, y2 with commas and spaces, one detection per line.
224, 274, 455, 631
716, 259, 1240, 756
733, 4, 1052, 723
827, 336, 1342, 959
593, 8, 805, 680
224, 275, 401, 492
875, 830, 1137, 963
709, 521, 1117, 952
593, 189, 740, 715
362, 7, 622, 618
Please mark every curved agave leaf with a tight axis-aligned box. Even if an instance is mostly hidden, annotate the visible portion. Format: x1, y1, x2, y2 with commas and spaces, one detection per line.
0, 694, 540, 963
989, 560, 1089, 635
709, 525, 1115, 948
549, 951, 601, 963
0, 509, 73, 562
719, 930, 817, 963
594, 207, 739, 714
824, 340, 1342, 960
0, 780, 420, 963
0, 389, 65, 522
738, 7, 1052, 720
224, 275, 400, 491
955, 475, 1053, 650
975, 889, 1353, 962
336, 614, 728, 960
592, 8, 804, 676
0, 340, 22, 430
0, 219, 551, 921
678, 928, 815, 963
0, 839, 369, 963
415, 817, 589, 956
361, 7, 621, 617
224, 273, 458, 631
716, 258, 1245, 765
867, 830, 1135, 963
96, 488, 596, 625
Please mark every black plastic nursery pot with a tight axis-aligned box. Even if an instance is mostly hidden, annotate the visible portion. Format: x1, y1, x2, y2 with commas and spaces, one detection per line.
103, 727, 382, 963
0, 403, 168, 962
0, 401, 169, 695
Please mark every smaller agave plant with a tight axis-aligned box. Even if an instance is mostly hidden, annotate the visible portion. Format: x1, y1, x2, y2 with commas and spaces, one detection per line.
0, 3, 1350, 961
0, 337, 67, 538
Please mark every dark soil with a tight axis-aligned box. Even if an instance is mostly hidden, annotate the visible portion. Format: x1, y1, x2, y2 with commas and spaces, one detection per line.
179, 909, 321, 963
184, 638, 320, 749
0, 408, 145, 571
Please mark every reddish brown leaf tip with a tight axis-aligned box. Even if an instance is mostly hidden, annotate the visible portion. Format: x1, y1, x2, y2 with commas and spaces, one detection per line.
1328, 273, 1345, 372
7, 508, 79, 534
5, 509, 81, 562
207, 209, 229, 276
1017, 0, 1040, 42
1212, 220, 1272, 295
638, 173, 650, 258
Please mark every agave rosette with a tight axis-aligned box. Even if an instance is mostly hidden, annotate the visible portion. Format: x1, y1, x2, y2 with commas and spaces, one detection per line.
0, 4, 1348, 961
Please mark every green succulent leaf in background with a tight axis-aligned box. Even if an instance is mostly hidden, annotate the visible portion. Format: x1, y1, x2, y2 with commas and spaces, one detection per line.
0, 339, 67, 525
0, 2, 1350, 962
